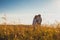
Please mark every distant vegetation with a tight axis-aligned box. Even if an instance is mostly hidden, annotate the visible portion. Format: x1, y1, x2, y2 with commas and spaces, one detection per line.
0, 24, 60, 40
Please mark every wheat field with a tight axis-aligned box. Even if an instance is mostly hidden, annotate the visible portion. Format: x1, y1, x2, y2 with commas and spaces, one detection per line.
0, 24, 60, 40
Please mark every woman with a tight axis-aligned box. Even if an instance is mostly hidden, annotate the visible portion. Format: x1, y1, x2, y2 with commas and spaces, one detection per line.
33, 15, 38, 25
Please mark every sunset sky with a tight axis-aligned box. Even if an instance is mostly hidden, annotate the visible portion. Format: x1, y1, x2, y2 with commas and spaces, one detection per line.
0, 0, 60, 24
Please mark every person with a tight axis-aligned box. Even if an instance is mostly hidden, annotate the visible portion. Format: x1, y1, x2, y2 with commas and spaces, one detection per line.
32, 14, 42, 25
37, 14, 42, 25
33, 15, 38, 25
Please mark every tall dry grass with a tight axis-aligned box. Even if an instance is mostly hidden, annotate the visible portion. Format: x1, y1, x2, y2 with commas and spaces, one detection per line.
0, 24, 60, 40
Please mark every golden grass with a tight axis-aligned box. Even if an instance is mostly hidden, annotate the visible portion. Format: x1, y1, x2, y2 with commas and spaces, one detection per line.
0, 24, 60, 40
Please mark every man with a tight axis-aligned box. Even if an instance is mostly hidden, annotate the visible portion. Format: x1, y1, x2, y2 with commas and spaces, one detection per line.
32, 14, 42, 25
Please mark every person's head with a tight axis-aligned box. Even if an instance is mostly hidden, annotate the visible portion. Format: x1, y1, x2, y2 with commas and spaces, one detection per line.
38, 14, 41, 17
34, 15, 38, 19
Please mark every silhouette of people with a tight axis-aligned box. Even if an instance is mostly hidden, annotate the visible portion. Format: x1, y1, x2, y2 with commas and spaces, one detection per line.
33, 14, 42, 25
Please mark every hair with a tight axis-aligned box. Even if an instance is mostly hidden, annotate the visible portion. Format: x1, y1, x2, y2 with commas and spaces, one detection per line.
34, 15, 38, 19
38, 14, 41, 17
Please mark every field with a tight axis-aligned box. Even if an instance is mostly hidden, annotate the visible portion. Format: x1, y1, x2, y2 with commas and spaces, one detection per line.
0, 24, 60, 40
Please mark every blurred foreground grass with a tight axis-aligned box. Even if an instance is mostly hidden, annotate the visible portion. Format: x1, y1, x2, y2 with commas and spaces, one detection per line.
0, 24, 60, 40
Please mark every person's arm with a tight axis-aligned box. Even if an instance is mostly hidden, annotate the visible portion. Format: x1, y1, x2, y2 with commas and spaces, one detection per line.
41, 17, 42, 22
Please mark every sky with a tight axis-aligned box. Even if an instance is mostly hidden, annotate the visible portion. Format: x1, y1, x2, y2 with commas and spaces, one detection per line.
0, 0, 60, 25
